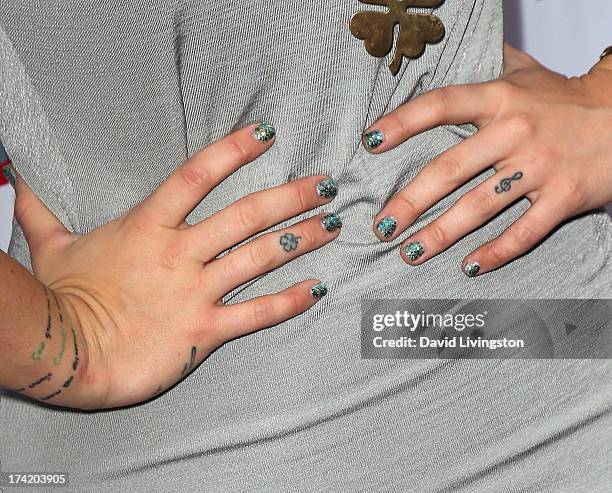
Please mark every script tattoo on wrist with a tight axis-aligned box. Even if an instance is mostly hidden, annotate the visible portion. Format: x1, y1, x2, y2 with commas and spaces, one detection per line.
31, 287, 53, 361
14, 372, 53, 392
495, 171, 524, 194
21, 294, 83, 402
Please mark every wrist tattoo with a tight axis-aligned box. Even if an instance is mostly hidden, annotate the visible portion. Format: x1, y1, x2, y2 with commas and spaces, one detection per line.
280, 233, 302, 253
43, 286, 52, 339
31, 341, 46, 361
495, 171, 524, 194
52, 326, 67, 366
71, 326, 80, 371
14, 372, 53, 392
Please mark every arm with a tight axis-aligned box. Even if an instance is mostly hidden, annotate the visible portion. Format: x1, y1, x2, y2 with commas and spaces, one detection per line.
0, 251, 92, 407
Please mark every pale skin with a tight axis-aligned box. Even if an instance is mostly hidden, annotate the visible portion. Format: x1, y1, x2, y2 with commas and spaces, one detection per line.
0, 123, 341, 409
2, 45, 611, 409
368, 43, 612, 274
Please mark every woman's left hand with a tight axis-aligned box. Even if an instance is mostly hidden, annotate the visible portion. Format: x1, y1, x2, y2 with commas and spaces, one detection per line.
365, 43, 612, 277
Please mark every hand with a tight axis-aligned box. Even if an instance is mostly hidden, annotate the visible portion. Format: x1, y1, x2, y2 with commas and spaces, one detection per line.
12, 122, 341, 409
365, 43, 612, 276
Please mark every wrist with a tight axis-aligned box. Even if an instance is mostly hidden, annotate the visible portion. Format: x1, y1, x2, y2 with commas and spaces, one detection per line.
54, 292, 108, 409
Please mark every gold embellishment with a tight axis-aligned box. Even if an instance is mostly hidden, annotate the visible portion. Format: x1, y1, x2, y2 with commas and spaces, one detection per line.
350, 0, 446, 75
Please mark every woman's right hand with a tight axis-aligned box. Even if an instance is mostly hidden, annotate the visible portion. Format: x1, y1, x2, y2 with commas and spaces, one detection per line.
11, 122, 341, 410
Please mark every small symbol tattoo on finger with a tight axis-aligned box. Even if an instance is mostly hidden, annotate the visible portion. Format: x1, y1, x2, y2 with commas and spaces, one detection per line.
495, 171, 524, 194
280, 233, 302, 253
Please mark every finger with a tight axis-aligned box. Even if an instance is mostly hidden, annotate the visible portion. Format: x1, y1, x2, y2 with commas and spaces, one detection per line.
373, 122, 517, 241
461, 197, 563, 277
186, 175, 338, 261
137, 121, 277, 228
361, 83, 499, 153
209, 280, 328, 343
204, 212, 342, 299
6, 165, 72, 259
399, 166, 532, 265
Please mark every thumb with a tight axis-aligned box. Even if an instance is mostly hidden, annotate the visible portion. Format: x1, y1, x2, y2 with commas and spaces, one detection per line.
3, 164, 74, 261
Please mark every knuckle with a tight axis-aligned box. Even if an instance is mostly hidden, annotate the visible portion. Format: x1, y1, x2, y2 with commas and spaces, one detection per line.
297, 224, 318, 248
179, 162, 210, 190
427, 221, 448, 246
158, 240, 187, 271
509, 224, 538, 249
388, 111, 409, 137
467, 188, 497, 219
430, 88, 455, 119
394, 192, 419, 217
234, 197, 266, 232
226, 137, 251, 163
434, 153, 464, 184
122, 209, 153, 237
283, 290, 304, 315
253, 301, 274, 326
563, 178, 586, 206
485, 242, 507, 266
294, 181, 311, 212
506, 114, 535, 138
492, 80, 520, 110
247, 241, 275, 271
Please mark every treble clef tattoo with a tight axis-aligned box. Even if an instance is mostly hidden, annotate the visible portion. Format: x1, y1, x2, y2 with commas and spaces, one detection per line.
495, 171, 524, 194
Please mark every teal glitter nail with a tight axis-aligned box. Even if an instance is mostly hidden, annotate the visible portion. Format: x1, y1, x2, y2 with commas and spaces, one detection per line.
363, 129, 384, 150
404, 241, 425, 261
316, 178, 338, 199
376, 216, 397, 239
253, 121, 276, 142
321, 213, 343, 232
311, 282, 328, 298
2, 166, 16, 188
464, 262, 480, 277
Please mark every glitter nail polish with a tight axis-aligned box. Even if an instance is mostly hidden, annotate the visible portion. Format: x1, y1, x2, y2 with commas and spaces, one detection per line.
376, 216, 397, 239
363, 129, 384, 150
2, 166, 16, 188
316, 178, 338, 199
464, 262, 480, 277
311, 282, 328, 298
253, 121, 276, 142
404, 241, 425, 261
321, 213, 343, 232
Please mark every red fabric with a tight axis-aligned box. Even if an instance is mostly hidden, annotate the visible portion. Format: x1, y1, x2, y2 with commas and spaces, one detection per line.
0, 159, 11, 186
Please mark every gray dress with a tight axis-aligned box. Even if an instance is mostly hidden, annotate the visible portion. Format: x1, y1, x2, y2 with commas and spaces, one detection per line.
1, 1, 611, 491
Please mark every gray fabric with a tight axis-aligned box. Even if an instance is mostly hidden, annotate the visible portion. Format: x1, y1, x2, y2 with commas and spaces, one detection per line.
1, 1, 611, 491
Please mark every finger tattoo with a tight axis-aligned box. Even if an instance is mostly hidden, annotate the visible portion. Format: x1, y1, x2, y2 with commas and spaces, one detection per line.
495, 171, 524, 194
279, 233, 302, 253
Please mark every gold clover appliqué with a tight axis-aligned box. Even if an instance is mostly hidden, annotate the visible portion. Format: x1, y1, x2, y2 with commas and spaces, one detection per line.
350, 0, 445, 75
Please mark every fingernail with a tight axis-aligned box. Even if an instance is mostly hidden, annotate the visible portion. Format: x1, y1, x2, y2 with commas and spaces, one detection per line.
316, 178, 338, 199
404, 241, 425, 261
2, 165, 16, 188
363, 129, 384, 150
376, 216, 397, 239
321, 213, 343, 232
311, 282, 328, 298
253, 121, 276, 142
464, 262, 481, 277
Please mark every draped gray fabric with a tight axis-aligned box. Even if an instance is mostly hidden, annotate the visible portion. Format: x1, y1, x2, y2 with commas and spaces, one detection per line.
1, 1, 611, 490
